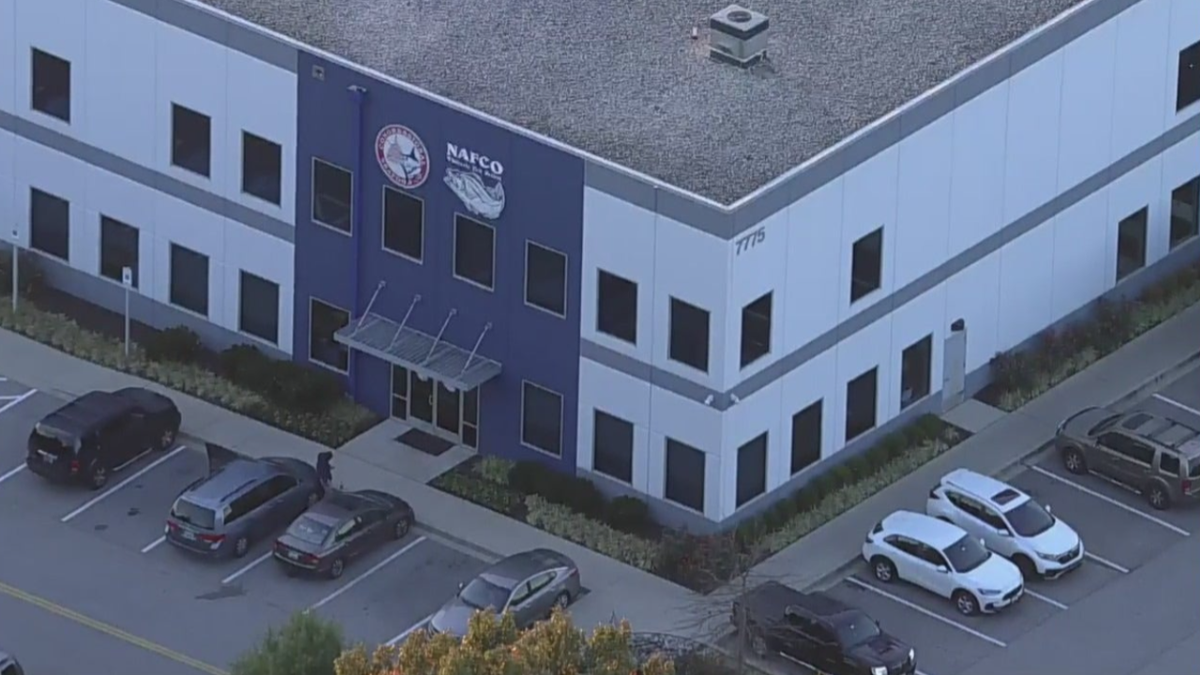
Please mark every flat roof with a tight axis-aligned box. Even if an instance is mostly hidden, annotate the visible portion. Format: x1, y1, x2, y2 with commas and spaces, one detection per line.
200, 0, 1084, 203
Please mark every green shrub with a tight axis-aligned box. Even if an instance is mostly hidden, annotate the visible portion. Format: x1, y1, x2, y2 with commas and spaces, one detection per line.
231, 611, 343, 675
219, 343, 275, 388
433, 470, 526, 518
509, 460, 607, 518
256, 359, 344, 415
144, 326, 205, 364
473, 456, 516, 484
525, 495, 661, 571
604, 495, 652, 534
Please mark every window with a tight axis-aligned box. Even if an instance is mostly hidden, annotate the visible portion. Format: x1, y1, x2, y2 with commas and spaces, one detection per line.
900, 334, 933, 409
525, 242, 568, 317
239, 271, 280, 344
170, 104, 211, 177
99, 216, 138, 288
664, 438, 705, 512
169, 244, 209, 316
521, 382, 563, 457
850, 228, 883, 302
736, 433, 768, 507
1097, 433, 1155, 465
845, 367, 878, 442
740, 292, 772, 368
592, 410, 634, 483
31, 48, 71, 123
29, 188, 70, 261
791, 401, 822, 474
1116, 208, 1148, 281
382, 187, 424, 261
668, 297, 710, 372
596, 270, 637, 343
1170, 177, 1199, 249
1159, 453, 1181, 476
309, 298, 350, 371
1177, 40, 1200, 111
312, 158, 353, 233
454, 215, 496, 290
241, 132, 282, 205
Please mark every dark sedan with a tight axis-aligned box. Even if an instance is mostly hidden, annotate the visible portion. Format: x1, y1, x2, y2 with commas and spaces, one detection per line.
273, 489, 415, 578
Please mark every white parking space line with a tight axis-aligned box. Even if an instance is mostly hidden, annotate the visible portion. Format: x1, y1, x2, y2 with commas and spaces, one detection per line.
0, 389, 37, 415
0, 463, 26, 485
1153, 393, 1200, 418
308, 536, 427, 612
140, 536, 166, 554
386, 613, 434, 646
1024, 589, 1068, 610
1084, 551, 1130, 574
844, 577, 1007, 648
222, 552, 274, 585
1027, 465, 1191, 537
60, 446, 186, 523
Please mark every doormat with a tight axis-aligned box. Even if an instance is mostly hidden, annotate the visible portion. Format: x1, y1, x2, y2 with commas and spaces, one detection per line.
396, 428, 455, 457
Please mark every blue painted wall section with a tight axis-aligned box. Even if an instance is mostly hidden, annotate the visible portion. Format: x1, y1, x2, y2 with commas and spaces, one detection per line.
293, 52, 585, 471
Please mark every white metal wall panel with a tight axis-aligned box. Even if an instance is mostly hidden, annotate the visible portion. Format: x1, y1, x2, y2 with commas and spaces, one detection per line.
13, 0, 87, 135
887, 284, 946, 420
1166, 0, 1200, 126
224, 50, 298, 221
832, 314, 892, 450
1112, 0, 1171, 159
0, 0, 16, 115
724, 208, 787, 382
1050, 191, 1110, 322
782, 179, 843, 350
1056, 20, 1118, 191
997, 223, 1056, 351
1003, 51, 1065, 224
947, 84, 1010, 258
154, 23, 229, 194
778, 349, 837, 465
944, 252, 1002, 375
84, 0, 157, 166
576, 358, 655, 493
838, 146, 900, 323
894, 115, 954, 288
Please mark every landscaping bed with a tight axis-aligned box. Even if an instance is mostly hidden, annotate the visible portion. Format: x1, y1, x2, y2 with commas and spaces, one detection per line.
0, 252, 379, 448
432, 416, 968, 593
981, 259, 1200, 411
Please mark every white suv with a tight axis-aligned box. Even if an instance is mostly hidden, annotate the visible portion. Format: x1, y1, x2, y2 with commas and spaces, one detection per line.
926, 469, 1083, 580
862, 510, 1023, 616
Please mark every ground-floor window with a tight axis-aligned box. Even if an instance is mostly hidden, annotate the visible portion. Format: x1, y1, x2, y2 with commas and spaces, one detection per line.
736, 432, 767, 507
791, 400, 822, 474
239, 271, 280, 344
30, 187, 70, 261
169, 243, 209, 317
1116, 207, 1148, 281
845, 367, 878, 442
521, 381, 563, 457
592, 409, 634, 483
99, 215, 138, 288
309, 297, 350, 372
1170, 177, 1199, 249
664, 438, 705, 513
900, 334, 933, 409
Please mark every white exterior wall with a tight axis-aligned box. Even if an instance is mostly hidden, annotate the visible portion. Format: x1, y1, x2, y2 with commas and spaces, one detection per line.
578, 0, 1200, 521
0, 0, 297, 353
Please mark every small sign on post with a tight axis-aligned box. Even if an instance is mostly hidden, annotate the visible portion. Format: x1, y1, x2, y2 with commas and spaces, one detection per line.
122, 266, 133, 357
10, 229, 18, 313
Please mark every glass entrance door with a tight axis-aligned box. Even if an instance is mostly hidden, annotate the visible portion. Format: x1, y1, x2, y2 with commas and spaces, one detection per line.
409, 371, 434, 424
435, 383, 460, 435
390, 365, 409, 419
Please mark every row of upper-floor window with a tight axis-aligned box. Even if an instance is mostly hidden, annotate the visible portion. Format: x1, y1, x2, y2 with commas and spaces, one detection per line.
26, 46, 285, 206
23, 184, 283, 346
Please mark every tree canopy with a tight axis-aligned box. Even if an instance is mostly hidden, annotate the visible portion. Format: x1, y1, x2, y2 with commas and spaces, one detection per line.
334, 609, 675, 675
231, 610, 345, 675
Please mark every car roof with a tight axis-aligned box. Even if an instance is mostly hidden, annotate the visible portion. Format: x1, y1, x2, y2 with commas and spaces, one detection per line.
483, 549, 573, 587
38, 391, 135, 436
790, 590, 853, 618
307, 491, 375, 520
1119, 412, 1200, 455
882, 510, 965, 549
940, 469, 1031, 512
182, 459, 280, 506
113, 386, 174, 413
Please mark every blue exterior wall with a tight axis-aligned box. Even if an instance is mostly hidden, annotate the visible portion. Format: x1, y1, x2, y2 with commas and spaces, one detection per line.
293, 52, 585, 470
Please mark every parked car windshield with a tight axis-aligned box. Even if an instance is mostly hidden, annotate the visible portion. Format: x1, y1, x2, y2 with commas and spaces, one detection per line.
287, 516, 333, 545
459, 577, 511, 611
1005, 500, 1055, 537
834, 612, 882, 647
170, 498, 216, 530
1087, 414, 1121, 436
942, 535, 991, 573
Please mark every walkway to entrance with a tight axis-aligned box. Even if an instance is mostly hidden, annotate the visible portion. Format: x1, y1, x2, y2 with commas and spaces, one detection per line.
339, 418, 475, 485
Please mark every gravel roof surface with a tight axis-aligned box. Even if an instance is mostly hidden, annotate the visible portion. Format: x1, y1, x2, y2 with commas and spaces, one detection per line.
201, 0, 1085, 203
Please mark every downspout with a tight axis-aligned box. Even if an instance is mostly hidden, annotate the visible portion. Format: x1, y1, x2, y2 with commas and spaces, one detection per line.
347, 84, 368, 395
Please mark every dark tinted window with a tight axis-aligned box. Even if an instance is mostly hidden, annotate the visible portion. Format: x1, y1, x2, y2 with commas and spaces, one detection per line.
845, 368, 878, 441
525, 242, 568, 317
169, 243, 209, 316
665, 438, 705, 512
287, 516, 332, 545
850, 228, 883, 302
668, 298, 710, 372
1171, 177, 1200, 248
171, 497, 216, 530
593, 410, 633, 483
30, 187, 70, 261
943, 535, 991, 573
459, 577, 510, 611
740, 292, 772, 368
522, 382, 563, 457
99, 216, 139, 287
791, 400, 822, 475
239, 271, 280, 344
242, 131, 282, 205
1190, 461, 1200, 479
264, 474, 298, 498
1116, 208, 1148, 282
834, 613, 881, 647
900, 335, 932, 409
171, 104, 211, 177
31, 426, 78, 456
596, 270, 637, 343
735, 433, 767, 507
382, 187, 424, 260
1006, 500, 1055, 537
1159, 453, 1181, 476
1178, 40, 1200, 111
312, 158, 353, 232
309, 298, 350, 371
454, 215, 496, 290
32, 47, 71, 122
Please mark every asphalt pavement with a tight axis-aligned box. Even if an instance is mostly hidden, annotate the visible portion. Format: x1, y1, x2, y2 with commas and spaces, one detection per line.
723, 364, 1200, 675
0, 376, 495, 673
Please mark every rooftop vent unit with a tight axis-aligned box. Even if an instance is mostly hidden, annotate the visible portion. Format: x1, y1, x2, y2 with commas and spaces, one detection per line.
708, 5, 769, 68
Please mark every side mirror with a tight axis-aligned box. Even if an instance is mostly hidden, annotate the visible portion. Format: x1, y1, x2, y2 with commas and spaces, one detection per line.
936, 565, 949, 574
1045, 504, 1053, 514
457, 582, 465, 592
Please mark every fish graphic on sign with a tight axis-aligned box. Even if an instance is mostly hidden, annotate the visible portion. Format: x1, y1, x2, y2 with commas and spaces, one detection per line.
444, 143, 506, 219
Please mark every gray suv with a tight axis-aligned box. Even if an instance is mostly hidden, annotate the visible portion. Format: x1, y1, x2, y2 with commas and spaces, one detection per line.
1055, 407, 1200, 510
165, 444, 321, 558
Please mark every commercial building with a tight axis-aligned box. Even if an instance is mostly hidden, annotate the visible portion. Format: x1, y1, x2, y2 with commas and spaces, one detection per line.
2, 0, 1199, 528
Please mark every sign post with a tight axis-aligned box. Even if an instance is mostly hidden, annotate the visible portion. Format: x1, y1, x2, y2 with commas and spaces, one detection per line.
122, 266, 133, 357
10, 228, 18, 313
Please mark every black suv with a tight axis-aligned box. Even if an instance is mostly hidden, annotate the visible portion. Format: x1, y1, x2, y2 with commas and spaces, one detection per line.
27, 388, 181, 490
732, 581, 916, 675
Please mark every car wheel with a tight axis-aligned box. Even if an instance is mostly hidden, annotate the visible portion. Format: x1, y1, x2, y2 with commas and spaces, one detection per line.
233, 536, 250, 559
1012, 555, 1038, 580
89, 465, 108, 490
329, 558, 345, 579
554, 591, 571, 610
393, 518, 411, 540
1062, 446, 1087, 475
953, 590, 979, 616
871, 557, 897, 583
306, 491, 320, 508
1147, 484, 1170, 511
159, 427, 177, 450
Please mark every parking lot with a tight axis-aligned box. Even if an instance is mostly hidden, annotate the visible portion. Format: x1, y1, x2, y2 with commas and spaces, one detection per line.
719, 366, 1200, 675
0, 376, 495, 672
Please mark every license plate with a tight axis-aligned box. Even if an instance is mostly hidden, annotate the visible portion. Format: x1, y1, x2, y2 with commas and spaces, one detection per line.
182, 529, 196, 541
38, 450, 56, 463
288, 551, 299, 560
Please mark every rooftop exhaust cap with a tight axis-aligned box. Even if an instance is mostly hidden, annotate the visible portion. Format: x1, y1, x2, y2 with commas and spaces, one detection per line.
708, 5, 770, 68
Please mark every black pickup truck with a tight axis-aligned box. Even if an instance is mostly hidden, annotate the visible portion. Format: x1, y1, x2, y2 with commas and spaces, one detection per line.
731, 581, 916, 675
